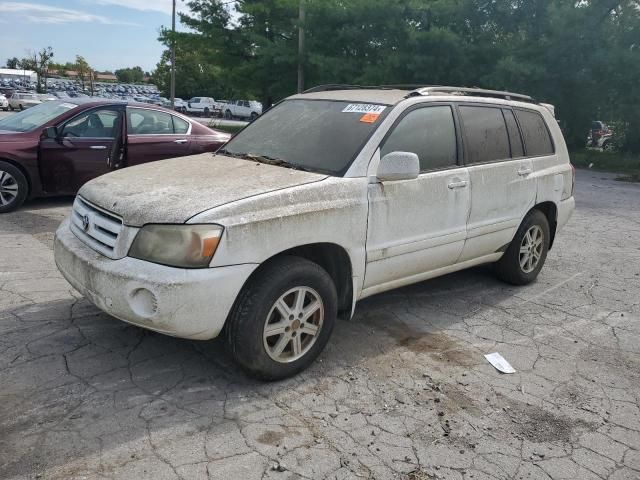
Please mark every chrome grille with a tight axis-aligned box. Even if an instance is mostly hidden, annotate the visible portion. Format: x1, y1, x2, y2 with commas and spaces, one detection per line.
70, 197, 123, 258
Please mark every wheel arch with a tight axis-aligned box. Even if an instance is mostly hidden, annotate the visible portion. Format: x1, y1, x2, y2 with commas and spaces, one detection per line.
237, 242, 354, 318
531, 201, 558, 249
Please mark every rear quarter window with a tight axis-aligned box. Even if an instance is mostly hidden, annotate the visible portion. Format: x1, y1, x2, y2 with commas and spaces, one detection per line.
515, 109, 555, 156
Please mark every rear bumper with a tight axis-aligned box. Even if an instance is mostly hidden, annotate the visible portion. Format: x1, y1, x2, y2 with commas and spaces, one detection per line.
54, 217, 257, 340
557, 196, 575, 231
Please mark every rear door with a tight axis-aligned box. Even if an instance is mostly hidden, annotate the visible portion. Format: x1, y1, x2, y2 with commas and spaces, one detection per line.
457, 104, 536, 262
39, 106, 124, 194
364, 104, 470, 292
125, 107, 192, 167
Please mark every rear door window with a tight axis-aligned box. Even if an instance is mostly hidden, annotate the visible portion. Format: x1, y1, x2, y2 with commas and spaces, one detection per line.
515, 109, 554, 156
381, 105, 458, 172
127, 108, 174, 135
459, 106, 510, 164
172, 116, 190, 134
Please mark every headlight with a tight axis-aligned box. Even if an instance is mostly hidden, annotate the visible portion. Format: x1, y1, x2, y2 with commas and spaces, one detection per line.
129, 224, 223, 268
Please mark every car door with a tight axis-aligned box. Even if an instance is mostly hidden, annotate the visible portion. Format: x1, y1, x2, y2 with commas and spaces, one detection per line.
456, 104, 537, 262
364, 104, 470, 292
39, 106, 124, 194
125, 107, 192, 167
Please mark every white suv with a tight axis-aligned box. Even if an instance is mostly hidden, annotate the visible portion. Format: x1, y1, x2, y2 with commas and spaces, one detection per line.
54, 86, 575, 380
186, 97, 221, 117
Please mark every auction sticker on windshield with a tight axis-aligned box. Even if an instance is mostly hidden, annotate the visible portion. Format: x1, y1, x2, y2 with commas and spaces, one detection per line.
342, 104, 387, 114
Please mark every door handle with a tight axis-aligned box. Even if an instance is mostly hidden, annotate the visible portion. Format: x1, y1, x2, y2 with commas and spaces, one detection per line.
174, 139, 188, 144
448, 180, 468, 189
90, 145, 107, 150
518, 168, 533, 176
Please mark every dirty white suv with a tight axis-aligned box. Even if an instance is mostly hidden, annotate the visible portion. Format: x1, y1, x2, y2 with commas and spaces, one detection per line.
54, 86, 575, 380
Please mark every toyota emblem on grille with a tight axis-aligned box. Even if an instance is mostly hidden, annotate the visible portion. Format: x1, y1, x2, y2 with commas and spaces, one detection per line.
82, 214, 90, 232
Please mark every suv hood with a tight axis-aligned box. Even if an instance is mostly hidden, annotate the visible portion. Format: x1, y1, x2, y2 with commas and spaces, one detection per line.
78, 153, 328, 226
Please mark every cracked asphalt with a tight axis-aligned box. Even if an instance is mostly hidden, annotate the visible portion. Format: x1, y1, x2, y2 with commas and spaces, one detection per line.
1, 170, 639, 480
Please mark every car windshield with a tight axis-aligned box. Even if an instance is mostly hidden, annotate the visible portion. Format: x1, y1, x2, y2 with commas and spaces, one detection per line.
0, 101, 77, 132
220, 99, 389, 175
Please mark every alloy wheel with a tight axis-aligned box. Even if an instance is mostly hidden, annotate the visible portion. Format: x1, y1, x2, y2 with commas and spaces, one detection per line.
0, 170, 19, 207
263, 286, 324, 363
519, 225, 544, 273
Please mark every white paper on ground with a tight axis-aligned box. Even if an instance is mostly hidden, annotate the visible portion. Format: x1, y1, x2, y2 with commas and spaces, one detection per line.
484, 352, 516, 374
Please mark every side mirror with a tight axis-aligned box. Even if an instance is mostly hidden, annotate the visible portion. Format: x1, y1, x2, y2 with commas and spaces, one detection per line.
41, 126, 59, 140
376, 151, 420, 182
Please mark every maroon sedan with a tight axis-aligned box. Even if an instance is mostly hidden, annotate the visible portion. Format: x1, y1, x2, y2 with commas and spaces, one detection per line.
0, 99, 230, 212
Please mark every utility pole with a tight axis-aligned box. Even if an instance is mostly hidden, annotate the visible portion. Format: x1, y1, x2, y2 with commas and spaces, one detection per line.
297, 0, 305, 93
170, 0, 176, 108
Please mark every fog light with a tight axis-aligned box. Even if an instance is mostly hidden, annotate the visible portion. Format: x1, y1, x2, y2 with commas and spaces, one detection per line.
129, 288, 158, 318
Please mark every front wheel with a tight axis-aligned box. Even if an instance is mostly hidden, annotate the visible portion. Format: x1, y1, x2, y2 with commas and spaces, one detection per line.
225, 256, 337, 381
224, 110, 232, 120
0, 161, 29, 213
250, 112, 258, 121
495, 209, 550, 285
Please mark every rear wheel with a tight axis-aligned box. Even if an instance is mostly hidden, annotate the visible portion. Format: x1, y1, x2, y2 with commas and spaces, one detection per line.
203, 107, 210, 118
0, 161, 28, 213
225, 110, 232, 120
225, 256, 337, 381
19, 104, 23, 111
496, 209, 550, 285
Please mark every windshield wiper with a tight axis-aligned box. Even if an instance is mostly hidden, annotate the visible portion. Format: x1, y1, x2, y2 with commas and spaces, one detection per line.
218, 150, 312, 172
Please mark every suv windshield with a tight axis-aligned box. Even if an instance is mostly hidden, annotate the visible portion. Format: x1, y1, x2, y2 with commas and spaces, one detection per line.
0, 101, 77, 132
221, 99, 389, 175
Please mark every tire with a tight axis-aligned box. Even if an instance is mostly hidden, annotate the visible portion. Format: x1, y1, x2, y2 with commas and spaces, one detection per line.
224, 110, 232, 120
226, 256, 338, 381
250, 112, 258, 121
9, 104, 14, 111
495, 209, 550, 286
204, 107, 210, 118
0, 161, 28, 213
602, 141, 615, 152
19, 104, 23, 111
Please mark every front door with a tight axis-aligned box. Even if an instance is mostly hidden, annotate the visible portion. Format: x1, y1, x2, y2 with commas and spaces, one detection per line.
125, 107, 192, 167
364, 105, 470, 294
39, 107, 124, 194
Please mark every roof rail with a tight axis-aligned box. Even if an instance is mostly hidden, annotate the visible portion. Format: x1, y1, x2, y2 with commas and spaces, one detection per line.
303, 84, 435, 93
410, 86, 534, 102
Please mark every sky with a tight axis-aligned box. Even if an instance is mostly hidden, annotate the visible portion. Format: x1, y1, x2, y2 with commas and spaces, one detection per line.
0, 0, 185, 72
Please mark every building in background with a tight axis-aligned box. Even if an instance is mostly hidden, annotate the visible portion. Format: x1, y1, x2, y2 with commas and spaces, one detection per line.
0, 68, 37, 82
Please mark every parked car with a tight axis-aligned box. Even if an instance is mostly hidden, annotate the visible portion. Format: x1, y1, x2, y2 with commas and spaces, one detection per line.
223, 99, 263, 120
0, 99, 230, 212
54, 86, 575, 380
186, 97, 222, 117
173, 98, 188, 113
38, 93, 58, 102
9, 92, 41, 111
0, 94, 8, 111
587, 120, 615, 151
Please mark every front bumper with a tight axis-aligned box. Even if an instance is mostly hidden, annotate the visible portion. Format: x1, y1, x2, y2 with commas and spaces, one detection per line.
54, 217, 257, 340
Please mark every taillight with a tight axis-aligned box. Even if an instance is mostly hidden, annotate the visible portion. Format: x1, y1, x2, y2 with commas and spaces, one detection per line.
570, 163, 576, 197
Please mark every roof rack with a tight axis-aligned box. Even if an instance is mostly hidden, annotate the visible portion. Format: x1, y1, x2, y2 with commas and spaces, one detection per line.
303, 84, 439, 93
302, 84, 536, 104
410, 86, 534, 103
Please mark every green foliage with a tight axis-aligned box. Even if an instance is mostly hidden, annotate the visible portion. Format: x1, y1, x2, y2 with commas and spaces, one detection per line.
115, 66, 145, 84
153, 0, 640, 152
571, 149, 640, 177
5, 57, 20, 69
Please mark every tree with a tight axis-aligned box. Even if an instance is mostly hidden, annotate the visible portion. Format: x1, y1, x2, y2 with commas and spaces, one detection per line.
27, 47, 54, 93
164, 0, 640, 152
5, 57, 20, 69
115, 66, 145, 83
75, 55, 92, 93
